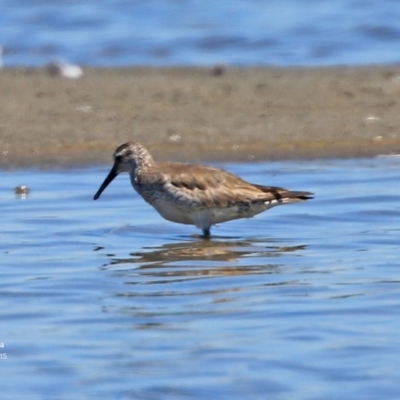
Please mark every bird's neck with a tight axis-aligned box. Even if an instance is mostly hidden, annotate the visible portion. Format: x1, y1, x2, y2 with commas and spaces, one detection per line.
129, 156, 153, 184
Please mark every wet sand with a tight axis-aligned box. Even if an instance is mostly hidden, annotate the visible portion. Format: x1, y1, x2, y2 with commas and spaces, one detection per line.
1, 66, 400, 169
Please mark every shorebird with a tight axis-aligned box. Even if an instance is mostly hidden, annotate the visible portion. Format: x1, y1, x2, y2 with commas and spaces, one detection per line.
94, 142, 313, 238
46, 60, 83, 79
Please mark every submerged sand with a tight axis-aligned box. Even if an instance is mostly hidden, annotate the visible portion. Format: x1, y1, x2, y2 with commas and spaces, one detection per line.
1, 66, 400, 169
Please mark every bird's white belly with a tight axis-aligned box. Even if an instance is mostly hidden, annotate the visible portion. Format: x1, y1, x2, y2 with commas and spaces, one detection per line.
150, 200, 279, 229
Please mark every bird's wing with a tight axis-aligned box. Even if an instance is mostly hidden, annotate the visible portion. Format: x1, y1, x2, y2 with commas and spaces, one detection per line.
144, 163, 289, 208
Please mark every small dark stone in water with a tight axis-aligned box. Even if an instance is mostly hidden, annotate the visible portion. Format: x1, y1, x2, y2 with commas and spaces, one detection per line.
15, 185, 30, 195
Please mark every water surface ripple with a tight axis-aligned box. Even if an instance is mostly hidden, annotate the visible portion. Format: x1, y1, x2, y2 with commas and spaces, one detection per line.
2, 0, 400, 66
1, 158, 400, 399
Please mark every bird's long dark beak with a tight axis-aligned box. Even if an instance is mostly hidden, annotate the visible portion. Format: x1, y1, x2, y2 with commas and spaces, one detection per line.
93, 165, 118, 200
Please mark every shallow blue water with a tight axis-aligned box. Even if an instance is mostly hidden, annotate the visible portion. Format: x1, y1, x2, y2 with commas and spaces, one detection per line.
1, 158, 400, 399
2, 0, 400, 67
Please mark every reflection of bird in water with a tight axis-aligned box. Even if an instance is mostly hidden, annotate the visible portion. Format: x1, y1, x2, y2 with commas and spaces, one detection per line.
102, 239, 307, 278
133, 240, 250, 264
94, 142, 313, 238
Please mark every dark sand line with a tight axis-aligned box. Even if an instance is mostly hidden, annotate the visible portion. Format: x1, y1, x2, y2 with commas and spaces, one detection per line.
1, 66, 400, 169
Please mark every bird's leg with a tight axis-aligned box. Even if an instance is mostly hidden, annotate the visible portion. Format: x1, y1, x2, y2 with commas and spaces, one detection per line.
202, 227, 211, 239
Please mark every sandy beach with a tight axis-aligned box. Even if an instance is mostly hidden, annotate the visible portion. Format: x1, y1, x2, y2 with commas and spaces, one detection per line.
1, 66, 400, 169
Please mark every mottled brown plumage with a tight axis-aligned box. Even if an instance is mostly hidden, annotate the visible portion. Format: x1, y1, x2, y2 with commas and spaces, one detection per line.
94, 142, 313, 237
